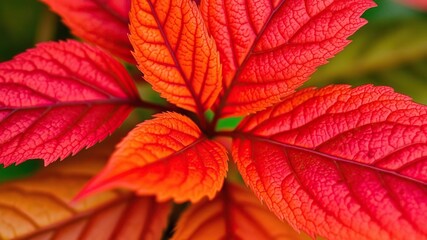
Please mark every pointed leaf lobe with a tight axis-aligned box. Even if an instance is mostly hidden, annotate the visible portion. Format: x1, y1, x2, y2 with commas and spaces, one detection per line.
78, 112, 229, 202
0, 141, 170, 240
129, 0, 222, 115
0, 41, 139, 166
201, 0, 376, 116
172, 182, 310, 240
42, 0, 134, 63
233, 85, 427, 240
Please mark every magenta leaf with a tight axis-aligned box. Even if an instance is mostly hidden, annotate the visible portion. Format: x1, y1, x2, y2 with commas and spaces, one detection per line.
0, 40, 139, 166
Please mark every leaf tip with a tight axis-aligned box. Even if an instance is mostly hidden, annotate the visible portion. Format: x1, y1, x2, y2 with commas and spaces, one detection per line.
73, 172, 112, 203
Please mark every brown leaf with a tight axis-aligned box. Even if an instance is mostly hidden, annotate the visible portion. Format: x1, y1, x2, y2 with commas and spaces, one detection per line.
0, 139, 171, 240
172, 182, 310, 240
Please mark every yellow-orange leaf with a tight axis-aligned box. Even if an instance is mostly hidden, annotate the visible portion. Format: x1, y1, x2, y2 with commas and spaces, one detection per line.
0, 140, 171, 240
129, 0, 222, 115
172, 182, 311, 240
78, 112, 228, 203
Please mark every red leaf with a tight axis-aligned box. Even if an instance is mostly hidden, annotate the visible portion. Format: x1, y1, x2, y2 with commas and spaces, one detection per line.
201, 0, 376, 117
77, 112, 228, 202
129, 0, 222, 115
41, 0, 134, 63
0, 40, 139, 166
232, 85, 427, 239
172, 182, 310, 240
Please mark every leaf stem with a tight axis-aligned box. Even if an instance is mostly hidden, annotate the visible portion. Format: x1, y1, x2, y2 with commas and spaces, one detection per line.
209, 1, 287, 130
198, 113, 208, 134
134, 100, 176, 113
214, 130, 236, 138
134, 100, 200, 126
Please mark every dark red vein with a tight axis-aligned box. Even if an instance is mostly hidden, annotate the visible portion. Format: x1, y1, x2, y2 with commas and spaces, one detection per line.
0, 203, 40, 228
82, 137, 208, 193
145, 0, 207, 123
14, 194, 133, 240
333, 162, 386, 235
186, 213, 223, 239
92, 0, 129, 24
233, 199, 272, 239
137, 198, 156, 240
228, 132, 427, 187
108, 197, 135, 240
1, 99, 137, 111
211, 0, 287, 126
283, 147, 357, 233
376, 173, 425, 235
221, 183, 235, 240
0, 187, 77, 214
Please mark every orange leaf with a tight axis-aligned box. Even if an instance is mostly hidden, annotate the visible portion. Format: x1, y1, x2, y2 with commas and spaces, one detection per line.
78, 112, 228, 202
201, 0, 376, 117
0, 140, 171, 240
129, 0, 222, 115
172, 182, 311, 240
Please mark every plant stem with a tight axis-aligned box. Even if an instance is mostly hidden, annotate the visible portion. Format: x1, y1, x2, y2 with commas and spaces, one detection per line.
135, 100, 175, 112
215, 130, 236, 138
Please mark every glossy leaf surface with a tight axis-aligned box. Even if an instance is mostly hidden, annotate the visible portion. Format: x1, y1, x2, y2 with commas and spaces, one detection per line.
129, 0, 222, 115
201, 0, 376, 117
0, 142, 171, 240
78, 112, 228, 202
173, 182, 310, 240
0, 40, 139, 166
232, 85, 427, 239
41, 0, 134, 63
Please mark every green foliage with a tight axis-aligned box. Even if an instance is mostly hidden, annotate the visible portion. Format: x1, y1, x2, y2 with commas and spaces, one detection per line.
0, 0, 70, 61
309, 17, 427, 104
0, 160, 41, 182
309, 1, 427, 104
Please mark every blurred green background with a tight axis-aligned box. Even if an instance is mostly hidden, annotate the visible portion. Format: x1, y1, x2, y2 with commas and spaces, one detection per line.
0, 0, 426, 181
308, 0, 427, 105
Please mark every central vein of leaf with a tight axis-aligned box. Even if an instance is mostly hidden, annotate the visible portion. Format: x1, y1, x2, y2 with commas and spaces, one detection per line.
230, 131, 427, 187
84, 137, 207, 191
1, 99, 140, 111
210, 0, 287, 128
93, 0, 129, 23
146, 0, 207, 128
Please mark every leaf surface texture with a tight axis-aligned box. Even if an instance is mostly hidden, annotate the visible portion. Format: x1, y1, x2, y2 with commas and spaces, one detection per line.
78, 112, 229, 202
201, 0, 376, 116
0, 40, 139, 166
0, 141, 171, 240
42, 0, 134, 63
233, 85, 427, 240
311, 18, 427, 104
129, 0, 222, 114
173, 182, 310, 240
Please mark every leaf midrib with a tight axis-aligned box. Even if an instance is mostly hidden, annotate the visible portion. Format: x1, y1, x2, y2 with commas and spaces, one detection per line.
0, 99, 138, 111
13, 192, 131, 240
145, 0, 206, 118
234, 132, 427, 187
